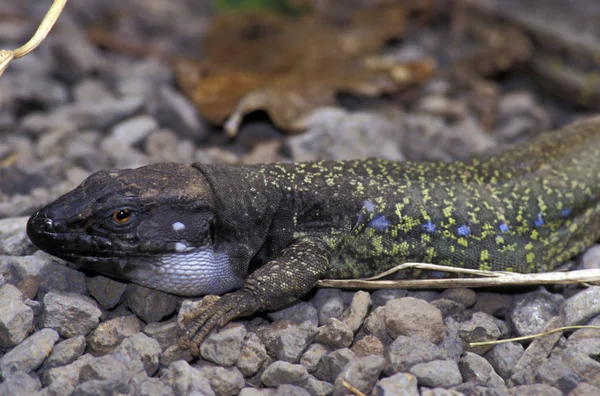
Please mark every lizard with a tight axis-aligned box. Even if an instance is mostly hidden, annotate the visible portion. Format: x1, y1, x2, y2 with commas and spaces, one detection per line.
450, 0, 600, 108
27, 116, 600, 353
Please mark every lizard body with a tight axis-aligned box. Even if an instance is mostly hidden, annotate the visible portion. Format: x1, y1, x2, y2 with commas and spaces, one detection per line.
27, 117, 600, 349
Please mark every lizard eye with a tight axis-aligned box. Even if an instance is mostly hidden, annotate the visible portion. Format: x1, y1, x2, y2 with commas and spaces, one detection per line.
112, 209, 133, 224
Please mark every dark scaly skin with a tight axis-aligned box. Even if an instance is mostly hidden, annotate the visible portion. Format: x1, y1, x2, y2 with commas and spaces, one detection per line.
27, 117, 600, 352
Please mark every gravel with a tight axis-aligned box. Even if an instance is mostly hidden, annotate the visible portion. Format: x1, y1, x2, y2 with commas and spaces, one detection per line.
1, 0, 599, 394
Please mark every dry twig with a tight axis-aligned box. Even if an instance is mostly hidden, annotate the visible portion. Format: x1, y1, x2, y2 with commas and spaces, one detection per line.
0, 0, 68, 77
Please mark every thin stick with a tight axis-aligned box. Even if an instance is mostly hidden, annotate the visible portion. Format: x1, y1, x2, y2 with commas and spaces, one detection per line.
0, 0, 68, 77
469, 325, 600, 347
318, 268, 600, 289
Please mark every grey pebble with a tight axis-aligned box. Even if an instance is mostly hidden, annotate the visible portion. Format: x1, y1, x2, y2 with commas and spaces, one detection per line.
199, 323, 247, 366
261, 361, 309, 387
239, 388, 277, 396
0, 328, 59, 375
0, 284, 33, 348
459, 351, 507, 391
275, 384, 310, 396
373, 372, 419, 396
42, 290, 102, 338
509, 288, 563, 336
0, 369, 42, 395
341, 290, 372, 334
134, 377, 175, 396
87, 315, 142, 355
276, 321, 317, 363
0, 217, 35, 256
440, 288, 477, 308
410, 359, 463, 388
567, 382, 600, 396
561, 286, 600, 326
78, 354, 132, 383
87, 275, 128, 310
484, 342, 524, 380
312, 289, 345, 326
125, 283, 178, 323
269, 300, 318, 327
143, 318, 179, 351
254, 320, 296, 357
315, 318, 354, 348
363, 306, 392, 345
305, 376, 334, 396
406, 290, 440, 302
314, 348, 355, 383
470, 292, 513, 317
371, 289, 408, 309
41, 335, 86, 371
333, 354, 384, 396
237, 332, 270, 377
459, 312, 502, 355
159, 344, 194, 367
195, 363, 246, 396
384, 335, 447, 376
384, 297, 445, 343
71, 379, 131, 396
42, 353, 94, 395
300, 343, 331, 373
114, 332, 161, 376
508, 384, 562, 396
440, 317, 463, 363
535, 355, 580, 394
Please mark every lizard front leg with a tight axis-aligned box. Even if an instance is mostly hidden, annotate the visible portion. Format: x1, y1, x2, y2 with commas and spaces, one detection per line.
179, 239, 331, 354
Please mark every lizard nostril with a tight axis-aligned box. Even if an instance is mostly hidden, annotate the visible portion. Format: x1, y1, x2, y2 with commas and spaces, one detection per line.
41, 218, 54, 232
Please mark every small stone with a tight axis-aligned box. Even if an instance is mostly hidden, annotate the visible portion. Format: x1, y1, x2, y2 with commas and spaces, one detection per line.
300, 343, 331, 373
409, 359, 463, 388
472, 293, 513, 317
150, 84, 208, 140
352, 334, 384, 357
580, 245, 600, 270
333, 354, 384, 396
459, 312, 502, 355
41, 354, 94, 394
87, 275, 128, 310
253, 320, 295, 357
440, 288, 476, 308
71, 379, 131, 395
535, 356, 580, 394
561, 286, 600, 326
261, 361, 309, 387
72, 78, 114, 103
0, 284, 33, 348
313, 289, 345, 326
195, 363, 245, 396
430, 298, 470, 322
384, 297, 445, 343
87, 315, 143, 355
237, 332, 270, 377
0, 217, 35, 256
134, 377, 175, 396
276, 321, 317, 363
42, 290, 102, 338
0, 369, 42, 395
484, 342, 524, 380
384, 335, 447, 375
560, 349, 600, 389
459, 352, 507, 390
314, 348, 356, 383
0, 328, 59, 375
78, 355, 130, 383
125, 283, 178, 323
406, 291, 440, 302
440, 317, 463, 362
33, 258, 88, 296
363, 306, 392, 345
269, 301, 319, 327
200, 323, 247, 366
509, 288, 563, 336
341, 291, 372, 333
304, 376, 334, 396
114, 332, 162, 376
567, 382, 600, 396
41, 335, 86, 371
373, 372, 419, 396
17, 275, 39, 300
275, 384, 310, 396
371, 289, 408, 309
565, 336, 600, 359
510, 316, 564, 385
315, 318, 354, 348
239, 388, 277, 396
143, 318, 179, 351
508, 384, 562, 396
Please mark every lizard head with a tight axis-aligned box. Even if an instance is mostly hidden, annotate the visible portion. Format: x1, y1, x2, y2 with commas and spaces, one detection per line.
27, 163, 245, 296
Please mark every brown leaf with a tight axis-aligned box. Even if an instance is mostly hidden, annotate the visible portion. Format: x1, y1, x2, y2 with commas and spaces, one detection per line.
175, 4, 436, 135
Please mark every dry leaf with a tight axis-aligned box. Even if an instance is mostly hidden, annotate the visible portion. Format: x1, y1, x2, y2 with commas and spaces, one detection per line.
175, 4, 436, 135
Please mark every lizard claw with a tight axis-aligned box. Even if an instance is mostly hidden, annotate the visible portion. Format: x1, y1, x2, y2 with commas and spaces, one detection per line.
178, 290, 259, 356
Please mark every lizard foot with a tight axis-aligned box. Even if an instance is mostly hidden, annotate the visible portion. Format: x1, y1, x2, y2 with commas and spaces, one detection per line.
178, 290, 259, 356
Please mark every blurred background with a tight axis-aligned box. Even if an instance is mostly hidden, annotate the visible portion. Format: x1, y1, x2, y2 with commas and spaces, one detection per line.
1, 0, 598, 217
